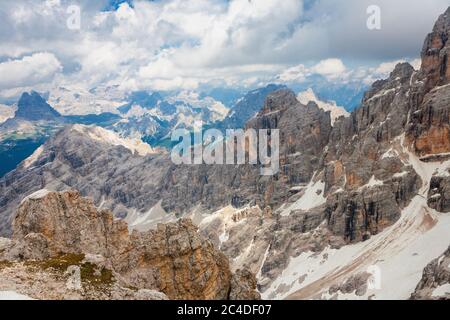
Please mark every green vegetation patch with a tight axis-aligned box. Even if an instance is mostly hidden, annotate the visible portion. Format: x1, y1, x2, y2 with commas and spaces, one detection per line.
0, 260, 13, 270
25, 253, 114, 287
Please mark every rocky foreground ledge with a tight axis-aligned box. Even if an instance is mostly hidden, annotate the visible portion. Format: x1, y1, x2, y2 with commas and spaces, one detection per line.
0, 190, 260, 300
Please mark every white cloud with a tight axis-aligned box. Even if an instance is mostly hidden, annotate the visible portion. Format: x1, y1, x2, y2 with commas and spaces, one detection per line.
373, 60, 409, 75
0, 52, 62, 90
277, 65, 309, 82
0, 0, 448, 97
276, 58, 347, 82
311, 59, 347, 79
358, 58, 422, 85
274, 56, 421, 87
410, 59, 422, 70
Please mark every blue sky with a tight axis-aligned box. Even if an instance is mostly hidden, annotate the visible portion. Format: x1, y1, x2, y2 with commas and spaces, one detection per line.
105, 0, 134, 10
0, 0, 448, 100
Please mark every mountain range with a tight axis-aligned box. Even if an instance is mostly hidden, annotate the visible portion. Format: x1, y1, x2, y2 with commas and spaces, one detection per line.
0, 7, 449, 301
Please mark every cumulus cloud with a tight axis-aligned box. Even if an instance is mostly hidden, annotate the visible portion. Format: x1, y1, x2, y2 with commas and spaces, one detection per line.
311, 59, 347, 79
358, 58, 422, 85
0, 0, 448, 96
274, 57, 421, 87
276, 65, 309, 82
0, 52, 62, 90
276, 59, 348, 83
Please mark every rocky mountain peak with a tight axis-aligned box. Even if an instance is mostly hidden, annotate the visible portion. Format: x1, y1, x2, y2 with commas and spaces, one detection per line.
431, 6, 450, 33
15, 91, 61, 121
262, 89, 299, 113
390, 62, 415, 80
421, 6, 450, 88
217, 84, 285, 130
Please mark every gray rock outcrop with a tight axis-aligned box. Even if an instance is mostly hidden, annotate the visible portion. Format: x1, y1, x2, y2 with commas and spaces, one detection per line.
411, 246, 450, 300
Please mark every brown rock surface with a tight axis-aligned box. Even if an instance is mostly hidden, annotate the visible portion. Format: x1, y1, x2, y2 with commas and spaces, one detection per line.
3, 190, 259, 300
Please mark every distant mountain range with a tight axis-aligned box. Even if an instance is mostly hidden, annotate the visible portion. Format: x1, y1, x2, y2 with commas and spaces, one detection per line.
0, 81, 355, 180
0, 81, 370, 179
0, 92, 121, 177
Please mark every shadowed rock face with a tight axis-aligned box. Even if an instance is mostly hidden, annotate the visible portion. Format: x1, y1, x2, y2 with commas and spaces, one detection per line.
15, 91, 61, 121
428, 175, 450, 212
4, 190, 259, 300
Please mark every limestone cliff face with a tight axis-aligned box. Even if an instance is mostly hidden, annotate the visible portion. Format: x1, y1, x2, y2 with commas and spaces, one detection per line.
407, 7, 450, 157
4, 190, 259, 300
322, 63, 423, 241
12, 190, 132, 260
421, 7, 450, 89
121, 219, 232, 300
318, 9, 450, 240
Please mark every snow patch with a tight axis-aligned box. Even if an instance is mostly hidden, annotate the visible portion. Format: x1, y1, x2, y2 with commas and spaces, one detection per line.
367, 87, 400, 102
400, 134, 445, 194
72, 124, 154, 156
358, 176, 384, 191
281, 177, 326, 216
381, 147, 399, 159
433, 160, 450, 177
393, 171, 408, 178
0, 291, 34, 300
20, 189, 51, 204
198, 205, 262, 251
297, 89, 349, 125
431, 284, 450, 297
126, 200, 176, 231
256, 245, 271, 281
218, 231, 229, 245
23, 146, 44, 169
